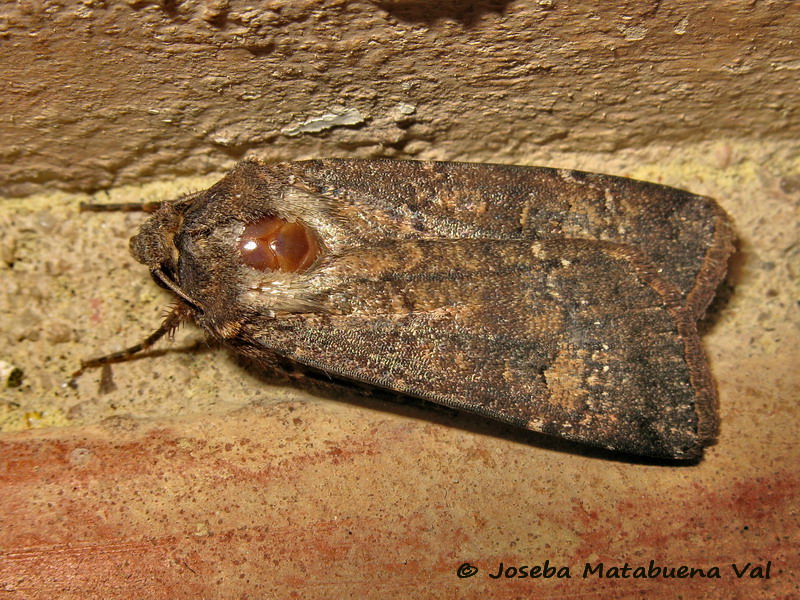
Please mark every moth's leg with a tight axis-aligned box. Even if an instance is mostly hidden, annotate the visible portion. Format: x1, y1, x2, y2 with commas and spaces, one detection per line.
70, 302, 193, 382
79, 201, 165, 213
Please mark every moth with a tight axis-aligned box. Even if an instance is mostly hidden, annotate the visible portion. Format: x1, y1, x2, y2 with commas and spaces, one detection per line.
78, 159, 734, 459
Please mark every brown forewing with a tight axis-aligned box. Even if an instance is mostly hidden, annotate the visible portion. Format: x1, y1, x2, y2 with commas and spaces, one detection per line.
242, 238, 713, 459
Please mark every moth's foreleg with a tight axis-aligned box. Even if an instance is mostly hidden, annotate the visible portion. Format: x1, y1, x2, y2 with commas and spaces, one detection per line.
70, 302, 193, 383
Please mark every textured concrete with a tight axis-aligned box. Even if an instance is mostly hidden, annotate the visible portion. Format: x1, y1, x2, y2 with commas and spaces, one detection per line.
1, 0, 799, 196
1, 140, 798, 598
1, 0, 798, 597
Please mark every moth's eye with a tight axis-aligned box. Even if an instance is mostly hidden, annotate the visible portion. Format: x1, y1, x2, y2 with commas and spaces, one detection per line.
238, 216, 320, 272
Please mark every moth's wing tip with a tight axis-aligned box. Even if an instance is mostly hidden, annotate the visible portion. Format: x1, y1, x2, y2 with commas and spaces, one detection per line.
523, 406, 719, 461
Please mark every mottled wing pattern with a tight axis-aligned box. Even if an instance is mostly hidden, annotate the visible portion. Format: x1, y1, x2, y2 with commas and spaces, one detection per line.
286, 159, 734, 319
253, 238, 713, 459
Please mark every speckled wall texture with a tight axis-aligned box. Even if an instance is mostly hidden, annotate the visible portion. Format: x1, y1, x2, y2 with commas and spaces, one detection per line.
0, 1, 798, 598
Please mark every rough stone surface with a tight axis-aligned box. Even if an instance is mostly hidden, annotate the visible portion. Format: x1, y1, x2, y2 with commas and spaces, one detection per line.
1, 0, 799, 196
0, 0, 798, 597
1, 140, 798, 598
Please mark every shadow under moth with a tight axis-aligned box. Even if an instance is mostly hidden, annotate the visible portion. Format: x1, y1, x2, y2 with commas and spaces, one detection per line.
78, 159, 735, 460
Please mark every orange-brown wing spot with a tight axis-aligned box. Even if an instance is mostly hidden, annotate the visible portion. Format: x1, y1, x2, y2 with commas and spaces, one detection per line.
238, 216, 320, 272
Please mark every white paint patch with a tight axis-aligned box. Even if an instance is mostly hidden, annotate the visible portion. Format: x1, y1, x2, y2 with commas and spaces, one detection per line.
282, 107, 365, 136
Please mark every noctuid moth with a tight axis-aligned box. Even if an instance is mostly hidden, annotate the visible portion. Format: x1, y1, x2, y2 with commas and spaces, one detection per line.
77, 159, 734, 459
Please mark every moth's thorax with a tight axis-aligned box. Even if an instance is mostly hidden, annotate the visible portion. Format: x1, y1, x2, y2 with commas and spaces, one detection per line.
164, 196, 336, 335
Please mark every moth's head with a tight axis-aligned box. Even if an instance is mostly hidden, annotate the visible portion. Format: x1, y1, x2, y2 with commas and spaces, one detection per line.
130, 197, 193, 283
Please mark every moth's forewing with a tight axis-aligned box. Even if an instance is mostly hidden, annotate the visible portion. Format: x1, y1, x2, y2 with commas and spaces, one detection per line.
280, 159, 734, 319
247, 239, 715, 459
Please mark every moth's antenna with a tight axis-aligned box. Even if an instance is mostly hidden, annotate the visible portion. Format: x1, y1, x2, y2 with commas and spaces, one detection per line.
152, 268, 206, 313
70, 302, 194, 383
79, 201, 165, 213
